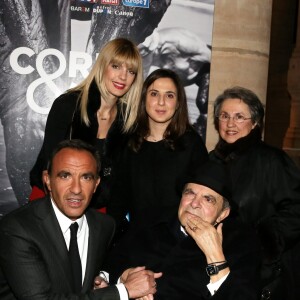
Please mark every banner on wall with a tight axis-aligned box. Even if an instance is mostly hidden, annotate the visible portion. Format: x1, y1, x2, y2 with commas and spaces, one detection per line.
0, 0, 215, 216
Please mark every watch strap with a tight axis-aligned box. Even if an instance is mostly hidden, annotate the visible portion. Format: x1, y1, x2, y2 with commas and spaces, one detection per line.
206, 262, 229, 276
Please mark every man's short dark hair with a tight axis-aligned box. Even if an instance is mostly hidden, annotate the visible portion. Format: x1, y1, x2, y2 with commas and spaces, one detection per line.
47, 139, 101, 175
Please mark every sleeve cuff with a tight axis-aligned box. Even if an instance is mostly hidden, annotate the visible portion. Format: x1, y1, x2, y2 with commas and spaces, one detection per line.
207, 272, 230, 295
116, 283, 129, 300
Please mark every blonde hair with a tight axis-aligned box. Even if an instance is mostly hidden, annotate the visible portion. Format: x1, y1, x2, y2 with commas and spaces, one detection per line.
69, 38, 143, 132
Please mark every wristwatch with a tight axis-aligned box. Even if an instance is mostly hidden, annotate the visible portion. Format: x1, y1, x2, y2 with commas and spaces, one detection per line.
206, 262, 229, 276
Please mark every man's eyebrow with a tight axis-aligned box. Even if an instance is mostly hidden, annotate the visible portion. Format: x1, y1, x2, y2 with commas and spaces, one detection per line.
57, 170, 70, 176
203, 194, 217, 201
183, 187, 195, 193
82, 172, 96, 179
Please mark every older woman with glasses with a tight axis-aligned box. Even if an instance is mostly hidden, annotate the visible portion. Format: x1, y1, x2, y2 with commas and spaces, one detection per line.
209, 86, 300, 300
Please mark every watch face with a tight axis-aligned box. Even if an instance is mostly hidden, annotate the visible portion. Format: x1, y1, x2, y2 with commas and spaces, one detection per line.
206, 262, 228, 276
206, 265, 218, 276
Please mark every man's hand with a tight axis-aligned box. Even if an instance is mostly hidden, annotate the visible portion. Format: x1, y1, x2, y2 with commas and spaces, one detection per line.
136, 295, 154, 300
94, 275, 109, 289
185, 215, 225, 263
121, 266, 162, 299
139, 27, 211, 85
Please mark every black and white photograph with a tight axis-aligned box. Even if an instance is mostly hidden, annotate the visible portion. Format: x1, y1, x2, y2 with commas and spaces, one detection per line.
0, 0, 215, 216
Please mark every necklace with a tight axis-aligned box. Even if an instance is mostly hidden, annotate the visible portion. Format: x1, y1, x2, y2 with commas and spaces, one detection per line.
97, 109, 113, 121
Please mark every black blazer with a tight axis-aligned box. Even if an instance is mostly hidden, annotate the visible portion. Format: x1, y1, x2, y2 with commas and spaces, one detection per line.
105, 217, 261, 300
0, 197, 120, 300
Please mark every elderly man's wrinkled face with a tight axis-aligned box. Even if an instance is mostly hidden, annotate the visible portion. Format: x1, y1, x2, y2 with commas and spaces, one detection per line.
44, 148, 100, 220
178, 183, 229, 226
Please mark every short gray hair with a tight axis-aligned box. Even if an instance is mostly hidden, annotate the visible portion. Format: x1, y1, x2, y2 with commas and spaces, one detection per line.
214, 86, 265, 133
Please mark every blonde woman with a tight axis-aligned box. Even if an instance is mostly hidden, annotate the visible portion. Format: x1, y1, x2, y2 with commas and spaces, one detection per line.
30, 38, 143, 207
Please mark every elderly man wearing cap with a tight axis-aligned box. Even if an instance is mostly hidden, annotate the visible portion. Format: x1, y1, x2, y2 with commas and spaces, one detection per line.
104, 160, 261, 299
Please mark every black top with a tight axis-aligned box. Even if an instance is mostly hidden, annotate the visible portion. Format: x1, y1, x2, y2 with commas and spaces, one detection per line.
107, 129, 208, 229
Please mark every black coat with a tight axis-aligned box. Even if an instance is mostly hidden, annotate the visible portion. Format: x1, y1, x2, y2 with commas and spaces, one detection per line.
105, 217, 261, 300
209, 129, 300, 299
30, 81, 126, 207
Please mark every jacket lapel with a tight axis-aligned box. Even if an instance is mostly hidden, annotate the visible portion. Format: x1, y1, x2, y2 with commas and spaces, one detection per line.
34, 198, 73, 291
82, 211, 103, 292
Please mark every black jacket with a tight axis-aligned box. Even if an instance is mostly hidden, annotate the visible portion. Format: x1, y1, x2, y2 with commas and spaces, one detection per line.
105, 217, 261, 300
0, 197, 118, 299
30, 81, 126, 207
209, 128, 300, 299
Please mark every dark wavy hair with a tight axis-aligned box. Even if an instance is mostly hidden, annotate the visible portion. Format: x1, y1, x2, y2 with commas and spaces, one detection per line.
213, 86, 265, 133
129, 68, 191, 152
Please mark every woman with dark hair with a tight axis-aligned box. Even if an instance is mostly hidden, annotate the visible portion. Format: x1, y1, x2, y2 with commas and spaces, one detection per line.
30, 38, 144, 207
107, 68, 208, 232
210, 86, 300, 300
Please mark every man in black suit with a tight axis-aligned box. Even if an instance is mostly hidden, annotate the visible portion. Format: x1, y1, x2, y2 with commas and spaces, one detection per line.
105, 161, 261, 300
0, 139, 161, 299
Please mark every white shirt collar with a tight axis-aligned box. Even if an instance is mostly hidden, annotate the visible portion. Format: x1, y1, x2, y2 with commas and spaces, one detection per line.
51, 199, 85, 235
180, 225, 188, 236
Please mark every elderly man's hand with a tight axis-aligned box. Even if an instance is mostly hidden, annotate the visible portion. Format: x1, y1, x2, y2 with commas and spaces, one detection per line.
121, 266, 162, 299
185, 215, 225, 264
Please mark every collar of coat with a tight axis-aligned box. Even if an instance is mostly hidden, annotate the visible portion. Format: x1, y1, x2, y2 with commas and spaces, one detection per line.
214, 126, 262, 162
